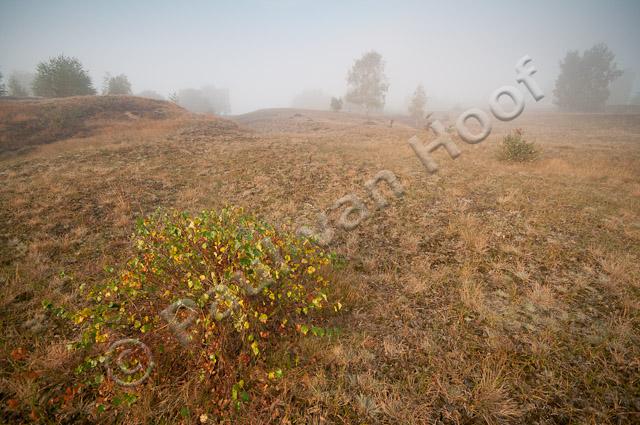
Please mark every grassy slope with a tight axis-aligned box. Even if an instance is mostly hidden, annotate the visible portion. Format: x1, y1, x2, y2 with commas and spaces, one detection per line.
0, 95, 187, 153
1, 98, 639, 423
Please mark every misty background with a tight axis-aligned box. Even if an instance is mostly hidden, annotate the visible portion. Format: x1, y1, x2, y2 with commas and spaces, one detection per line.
1, 0, 639, 114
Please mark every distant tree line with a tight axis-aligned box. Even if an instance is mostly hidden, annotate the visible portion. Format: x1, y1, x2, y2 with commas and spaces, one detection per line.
0, 55, 232, 114
322, 43, 630, 117
1, 45, 633, 115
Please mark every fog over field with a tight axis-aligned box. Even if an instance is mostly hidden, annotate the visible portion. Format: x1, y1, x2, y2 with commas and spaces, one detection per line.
1, 0, 639, 113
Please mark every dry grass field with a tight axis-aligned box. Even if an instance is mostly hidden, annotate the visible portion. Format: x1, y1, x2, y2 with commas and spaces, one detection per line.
1, 96, 639, 424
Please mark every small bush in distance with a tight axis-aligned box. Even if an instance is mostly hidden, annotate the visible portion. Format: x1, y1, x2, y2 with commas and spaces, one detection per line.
70, 207, 339, 410
497, 128, 539, 162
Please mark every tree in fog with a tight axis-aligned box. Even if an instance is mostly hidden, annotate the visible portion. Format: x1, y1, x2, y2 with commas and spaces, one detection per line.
330, 96, 343, 112
176, 88, 212, 113
408, 84, 427, 125
8, 76, 28, 96
631, 92, 640, 106
553, 43, 622, 112
32, 55, 96, 97
345, 51, 389, 115
137, 90, 165, 101
201, 85, 231, 114
8, 71, 34, 96
175, 87, 231, 114
291, 89, 330, 110
103, 74, 132, 95
607, 69, 635, 105
0, 72, 6, 96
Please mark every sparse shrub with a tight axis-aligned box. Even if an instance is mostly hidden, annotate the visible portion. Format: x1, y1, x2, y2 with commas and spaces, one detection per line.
70, 207, 338, 411
497, 128, 538, 162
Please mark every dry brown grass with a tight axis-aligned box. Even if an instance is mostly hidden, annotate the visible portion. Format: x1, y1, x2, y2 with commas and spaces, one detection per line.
0, 95, 190, 154
1, 99, 639, 424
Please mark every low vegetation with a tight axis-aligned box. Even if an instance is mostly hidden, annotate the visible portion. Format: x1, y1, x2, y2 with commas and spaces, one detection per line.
497, 128, 538, 162
65, 206, 338, 421
0, 97, 638, 424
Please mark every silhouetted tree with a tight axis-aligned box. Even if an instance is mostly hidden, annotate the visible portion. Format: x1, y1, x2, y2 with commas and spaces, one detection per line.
32, 55, 96, 97
345, 51, 389, 115
103, 73, 132, 95
554, 43, 622, 112
330, 97, 343, 112
408, 84, 427, 125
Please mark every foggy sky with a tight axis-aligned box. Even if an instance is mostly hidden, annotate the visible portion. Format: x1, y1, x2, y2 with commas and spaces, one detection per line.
1, 0, 639, 114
